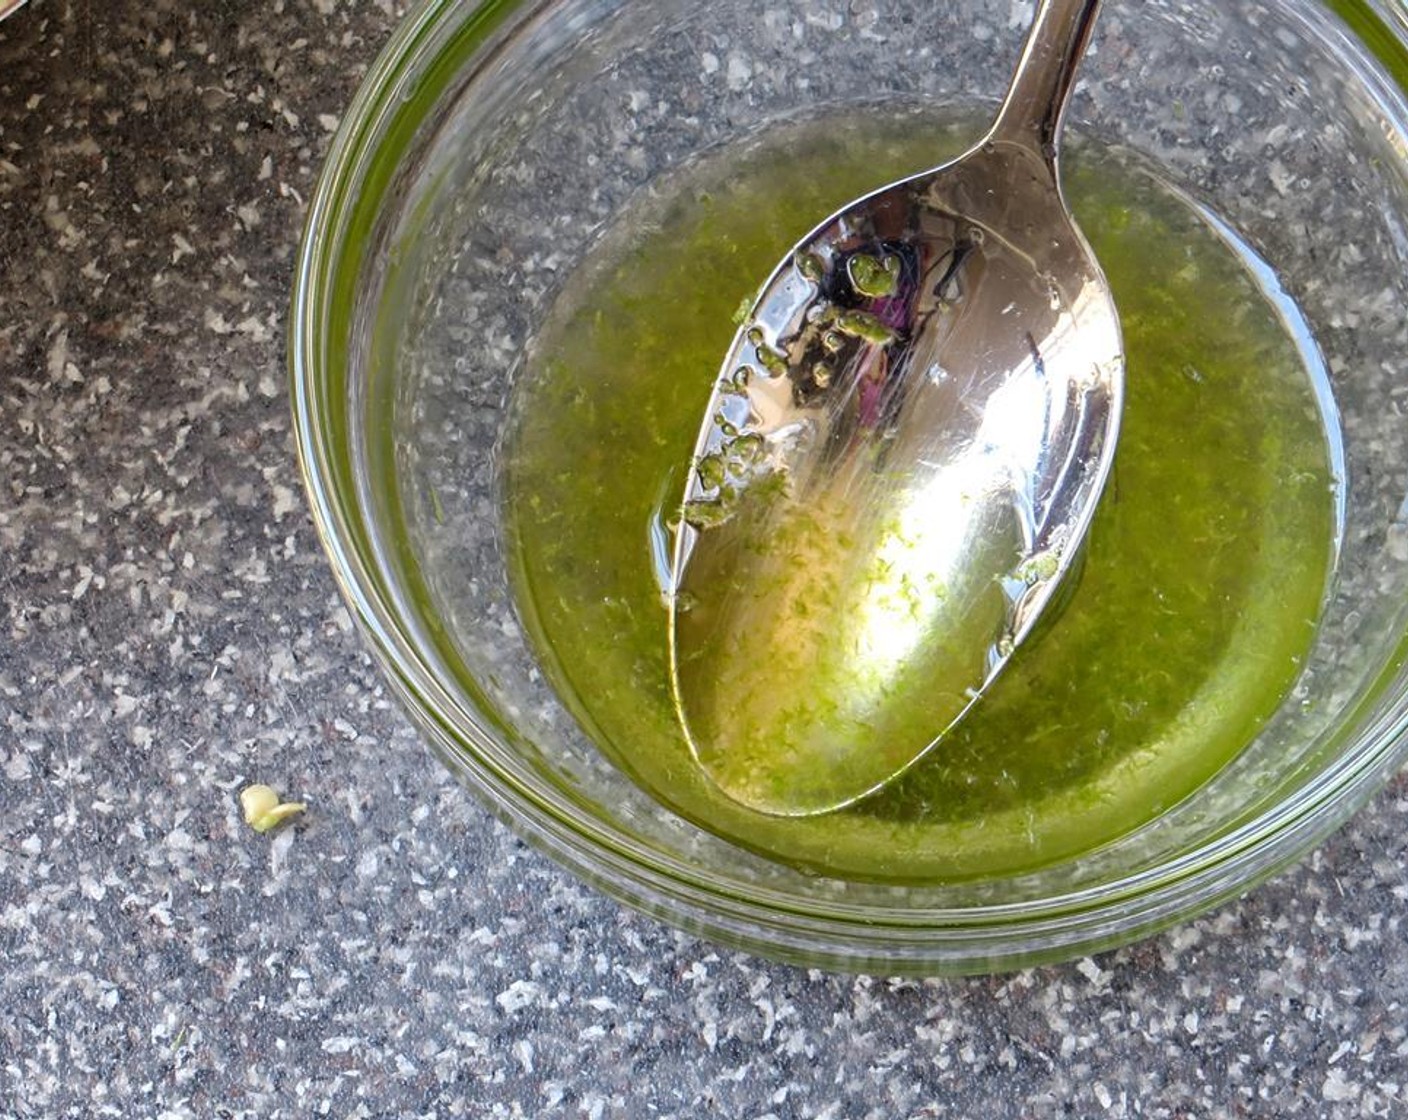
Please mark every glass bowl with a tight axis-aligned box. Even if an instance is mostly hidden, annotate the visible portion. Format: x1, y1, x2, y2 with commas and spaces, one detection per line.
292, 0, 1408, 975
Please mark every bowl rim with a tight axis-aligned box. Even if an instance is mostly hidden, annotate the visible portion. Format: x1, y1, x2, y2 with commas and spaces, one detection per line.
290, 0, 1408, 972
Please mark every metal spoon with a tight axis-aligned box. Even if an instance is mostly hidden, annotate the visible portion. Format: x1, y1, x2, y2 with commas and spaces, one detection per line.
667, 0, 1123, 817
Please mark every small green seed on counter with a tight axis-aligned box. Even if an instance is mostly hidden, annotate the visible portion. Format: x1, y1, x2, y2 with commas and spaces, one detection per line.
240, 784, 306, 833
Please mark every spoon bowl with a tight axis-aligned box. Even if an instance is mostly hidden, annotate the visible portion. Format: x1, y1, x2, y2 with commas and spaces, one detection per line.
669, 0, 1123, 817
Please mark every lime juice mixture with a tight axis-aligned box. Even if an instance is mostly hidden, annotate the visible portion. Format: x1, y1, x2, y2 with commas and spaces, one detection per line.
502, 110, 1341, 882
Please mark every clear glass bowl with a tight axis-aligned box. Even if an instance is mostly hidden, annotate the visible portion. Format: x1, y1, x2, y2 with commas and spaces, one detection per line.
292, 0, 1408, 975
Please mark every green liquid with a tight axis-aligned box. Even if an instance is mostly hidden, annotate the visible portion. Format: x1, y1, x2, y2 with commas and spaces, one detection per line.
503, 111, 1339, 882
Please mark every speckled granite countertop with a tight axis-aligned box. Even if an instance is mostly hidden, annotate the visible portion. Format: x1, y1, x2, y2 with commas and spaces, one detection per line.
3, 1, 1408, 1116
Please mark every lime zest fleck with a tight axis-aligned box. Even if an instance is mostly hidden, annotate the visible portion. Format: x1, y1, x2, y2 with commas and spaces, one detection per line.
834, 309, 897, 346
847, 252, 901, 298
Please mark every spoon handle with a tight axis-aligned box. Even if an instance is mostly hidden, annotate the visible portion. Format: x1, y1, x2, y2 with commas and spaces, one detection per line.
988, 0, 1103, 158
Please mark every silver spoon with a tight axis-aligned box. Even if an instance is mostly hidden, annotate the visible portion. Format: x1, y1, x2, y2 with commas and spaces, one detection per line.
667, 0, 1123, 817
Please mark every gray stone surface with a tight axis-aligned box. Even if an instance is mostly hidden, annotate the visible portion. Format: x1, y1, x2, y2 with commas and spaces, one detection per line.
3, 1, 1408, 1117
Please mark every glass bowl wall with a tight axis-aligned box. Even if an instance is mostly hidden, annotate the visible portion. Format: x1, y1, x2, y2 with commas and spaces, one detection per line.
292, 0, 1408, 974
